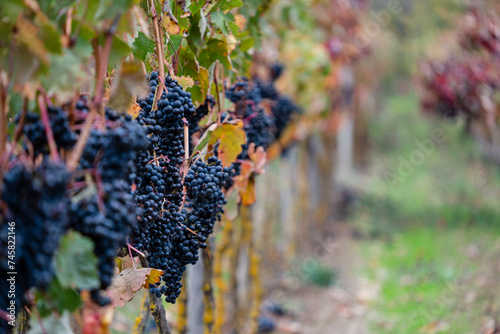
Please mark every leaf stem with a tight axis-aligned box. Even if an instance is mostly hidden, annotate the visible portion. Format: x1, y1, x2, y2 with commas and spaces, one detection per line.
37, 93, 60, 162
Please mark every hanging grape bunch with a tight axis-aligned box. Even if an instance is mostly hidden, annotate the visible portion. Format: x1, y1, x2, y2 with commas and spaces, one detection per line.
132, 72, 229, 303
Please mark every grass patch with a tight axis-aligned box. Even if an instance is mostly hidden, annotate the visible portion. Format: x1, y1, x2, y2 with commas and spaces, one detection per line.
356, 93, 500, 333
300, 258, 337, 287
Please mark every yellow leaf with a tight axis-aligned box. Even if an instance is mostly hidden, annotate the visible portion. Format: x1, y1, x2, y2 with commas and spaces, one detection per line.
108, 268, 164, 308
240, 177, 256, 205
234, 14, 246, 30
173, 75, 195, 89
128, 102, 141, 119
209, 122, 247, 167
143, 268, 163, 288
164, 16, 180, 35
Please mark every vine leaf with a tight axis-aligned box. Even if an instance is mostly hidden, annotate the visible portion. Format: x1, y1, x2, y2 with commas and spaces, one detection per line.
217, 0, 243, 12
127, 102, 141, 119
109, 60, 148, 113
191, 123, 218, 156
232, 143, 267, 205
108, 267, 164, 308
241, 177, 256, 205
167, 34, 183, 56
55, 231, 100, 290
248, 143, 266, 174
178, 47, 210, 102
165, 15, 181, 35
189, 0, 206, 14
199, 9, 207, 39
198, 38, 232, 69
234, 14, 247, 30
211, 10, 230, 36
132, 31, 156, 62
174, 75, 195, 89
209, 122, 247, 167
115, 255, 136, 272
36, 278, 82, 317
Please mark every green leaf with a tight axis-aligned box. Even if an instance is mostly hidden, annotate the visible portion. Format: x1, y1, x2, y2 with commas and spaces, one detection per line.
191, 123, 218, 157
217, 0, 243, 12
6, 44, 41, 87
178, 15, 191, 32
167, 34, 183, 57
43, 39, 93, 101
38, 23, 63, 55
189, 0, 206, 14
132, 32, 156, 62
7, 92, 22, 139
211, 11, 229, 36
187, 85, 204, 104
55, 231, 100, 290
109, 60, 148, 113
0, 0, 24, 24
198, 38, 232, 69
80, 0, 134, 25
239, 37, 255, 52
178, 47, 210, 103
36, 278, 82, 317
227, 21, 240, 37
109, 36, 131, 68
38, 0, 79, 19
187, 11, 203, 51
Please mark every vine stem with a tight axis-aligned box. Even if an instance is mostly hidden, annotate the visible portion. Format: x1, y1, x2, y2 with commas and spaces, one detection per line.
214, 61, 223, 124
67, 15, 120, 171
127, 243, 146, 259
149, 0, 165, 89
180, 118, 190, 208
139, 257, 172, 334
12, 98, 28, 143
38, 93, 60, 162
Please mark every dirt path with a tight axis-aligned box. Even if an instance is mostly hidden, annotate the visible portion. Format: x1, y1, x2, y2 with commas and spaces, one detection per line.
267, 223, 377, 334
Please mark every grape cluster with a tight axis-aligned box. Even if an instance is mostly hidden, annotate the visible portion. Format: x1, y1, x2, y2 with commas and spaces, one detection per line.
70, 180, 139, 293
132, 72, 209, 302
0, 162, 70, 315
226, 78, 262, 106
254, 63, 302, 140
132, 73, 232, 303
269, 96, 301, 140
20, 106, 77, 155
226, 79, 274, 153
148, 157, 229, 302
70, 106, 148, 302
220, 67, 301, 191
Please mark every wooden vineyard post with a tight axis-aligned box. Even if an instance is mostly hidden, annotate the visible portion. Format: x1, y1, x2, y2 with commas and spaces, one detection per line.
132, 291, 150, 334
178, 274, 188, 334
202, 248, 215, 333
214, 218, 233, 333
